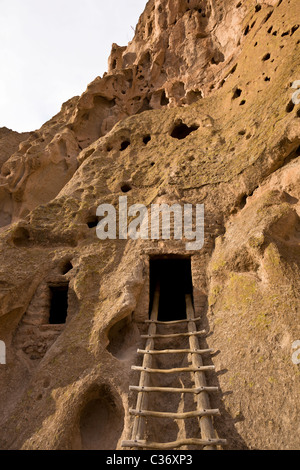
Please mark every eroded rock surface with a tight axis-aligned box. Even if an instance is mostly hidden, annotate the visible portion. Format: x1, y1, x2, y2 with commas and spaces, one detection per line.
0, 0, 299, 450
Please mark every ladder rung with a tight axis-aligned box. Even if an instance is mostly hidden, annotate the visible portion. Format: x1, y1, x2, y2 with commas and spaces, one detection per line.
137, 348, 213, 355
131, 365, 215, 374
121, 438, 227, 449
129, 408, 220, 419
129, 385, 219, 394
141, 330, 206, 339
145, 317, 201, 325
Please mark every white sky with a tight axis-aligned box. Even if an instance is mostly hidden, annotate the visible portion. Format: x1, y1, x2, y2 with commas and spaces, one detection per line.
0, 0, 147, 133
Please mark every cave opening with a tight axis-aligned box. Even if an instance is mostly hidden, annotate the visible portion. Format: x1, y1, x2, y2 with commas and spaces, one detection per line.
170, 122, 199, 140
49, 284, 69, 324
149, 257, 193, 321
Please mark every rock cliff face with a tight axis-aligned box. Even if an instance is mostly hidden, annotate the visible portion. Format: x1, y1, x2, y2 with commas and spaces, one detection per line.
0, 0, 299, 450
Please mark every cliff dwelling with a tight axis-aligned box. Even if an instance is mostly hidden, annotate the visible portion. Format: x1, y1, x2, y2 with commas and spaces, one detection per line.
0, 0, 300, 452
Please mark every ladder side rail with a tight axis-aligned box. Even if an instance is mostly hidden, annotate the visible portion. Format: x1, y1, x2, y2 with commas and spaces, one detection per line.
186, 294, 217, 450
130, 283, 160, 445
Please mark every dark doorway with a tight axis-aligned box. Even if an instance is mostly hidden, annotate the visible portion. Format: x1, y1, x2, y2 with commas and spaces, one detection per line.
149, 257, 193, 321
49, 284, 69, 324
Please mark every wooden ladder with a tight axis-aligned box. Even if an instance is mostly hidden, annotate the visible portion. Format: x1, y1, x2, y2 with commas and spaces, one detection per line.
121, 285, 227, 450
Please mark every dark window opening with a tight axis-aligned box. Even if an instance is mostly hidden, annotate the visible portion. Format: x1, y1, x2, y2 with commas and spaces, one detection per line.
49, 284, 69, 324
120, 140, 130, 151
170, 122, 199, 140
149, 257, 193, 321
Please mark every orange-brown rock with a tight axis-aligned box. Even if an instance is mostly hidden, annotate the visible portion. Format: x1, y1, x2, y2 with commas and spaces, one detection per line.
0, 0, 299, 450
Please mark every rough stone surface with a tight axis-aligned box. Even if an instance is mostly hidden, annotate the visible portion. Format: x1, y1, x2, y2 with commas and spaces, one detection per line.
0, 0, 299, 450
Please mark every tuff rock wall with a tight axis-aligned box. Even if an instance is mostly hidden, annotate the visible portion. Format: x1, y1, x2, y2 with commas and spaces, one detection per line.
0, 0, 299, 450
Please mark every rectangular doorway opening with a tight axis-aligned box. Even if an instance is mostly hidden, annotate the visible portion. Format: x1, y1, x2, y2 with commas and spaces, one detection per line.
149, 257, 193, 321
49, 284, 69, 324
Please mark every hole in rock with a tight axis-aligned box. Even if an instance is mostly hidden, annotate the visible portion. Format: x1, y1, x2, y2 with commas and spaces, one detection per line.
286, 100, 295, 113
244, 25, 250, 35
143, 135, 151, 145
160, 90, 169, 106
121, 183, 132, 193
49, 284, 69, 324
291, 25, 299, 35
255, 4, 262, 12
264, 76, 271, 81
211, 51, 225, 65
12, 227, 31, 247
120, 140, 130, 151
297, 109, 300, 118
61, 260, 73, 275
262, 53, 271, 61
79, 385, 124, 450
107, 315, 140, 360
149, 257, 193, 321
262, 11, 273, 24
240, 100, 246, 105
170, 122, 199, 140
87, 216, 99, 229
238, 129, 246, 136
239, 194, 248, 209
232, 88, 242, 99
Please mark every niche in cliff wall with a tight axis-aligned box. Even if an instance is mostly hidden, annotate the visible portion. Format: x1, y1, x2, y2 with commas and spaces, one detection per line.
107, 314, 142, 362
77, 384, 124, 450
